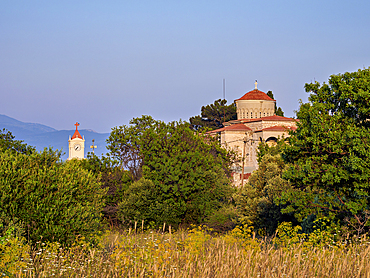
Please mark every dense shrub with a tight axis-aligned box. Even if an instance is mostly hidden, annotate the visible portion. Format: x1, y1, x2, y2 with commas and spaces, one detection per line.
79, 154, 133, 223
0, 149, 107, 245
234, 141, 296, 235
118, 178, 162, 226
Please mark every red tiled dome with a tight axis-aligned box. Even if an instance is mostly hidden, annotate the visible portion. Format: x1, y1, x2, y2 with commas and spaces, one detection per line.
235, 89, 275, 101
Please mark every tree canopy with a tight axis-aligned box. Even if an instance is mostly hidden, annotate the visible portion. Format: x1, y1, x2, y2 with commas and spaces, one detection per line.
266, 91, 284, 117
107, 116, 234, 227
0, 128, 35, 155
281, 68, 370, 233
189, 99, 237, 131
106, 115, 157, 181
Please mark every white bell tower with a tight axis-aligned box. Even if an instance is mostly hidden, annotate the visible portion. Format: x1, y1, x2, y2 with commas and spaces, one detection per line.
68, 122, 85, 160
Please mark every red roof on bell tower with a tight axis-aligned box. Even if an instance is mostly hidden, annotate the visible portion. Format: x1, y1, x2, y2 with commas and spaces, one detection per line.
71, 122, 82, 139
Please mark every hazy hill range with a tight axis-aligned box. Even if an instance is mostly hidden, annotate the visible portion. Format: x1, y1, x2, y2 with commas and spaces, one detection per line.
0, 114, 110, 160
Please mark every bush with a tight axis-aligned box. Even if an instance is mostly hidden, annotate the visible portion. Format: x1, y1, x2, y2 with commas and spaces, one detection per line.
0, 149, 107, 245
118, 178, 161, 225
204, 205, 237, 233
0, 222, 30, 276
79, 154, 133, 223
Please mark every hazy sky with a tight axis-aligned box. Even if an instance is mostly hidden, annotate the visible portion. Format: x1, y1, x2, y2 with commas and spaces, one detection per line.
1, 1, 370, 133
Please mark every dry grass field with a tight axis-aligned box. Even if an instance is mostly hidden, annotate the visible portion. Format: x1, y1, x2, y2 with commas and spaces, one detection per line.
3, 224, 370, 278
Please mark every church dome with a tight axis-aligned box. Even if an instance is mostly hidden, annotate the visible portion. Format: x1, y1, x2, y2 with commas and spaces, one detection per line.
235, 88, 276, 120
235, 89, 275, 101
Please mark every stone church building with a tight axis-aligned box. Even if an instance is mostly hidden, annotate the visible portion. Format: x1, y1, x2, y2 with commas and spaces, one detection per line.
208, 83, 297, 186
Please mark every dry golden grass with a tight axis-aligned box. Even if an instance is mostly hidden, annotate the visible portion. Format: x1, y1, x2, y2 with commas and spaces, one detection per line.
8, 227, 370, 278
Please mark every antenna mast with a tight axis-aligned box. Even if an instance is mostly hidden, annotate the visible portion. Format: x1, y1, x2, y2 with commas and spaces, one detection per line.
223, 78, 226, 123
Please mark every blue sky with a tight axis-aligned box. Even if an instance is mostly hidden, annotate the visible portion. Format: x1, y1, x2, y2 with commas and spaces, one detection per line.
1, 0, 370, 133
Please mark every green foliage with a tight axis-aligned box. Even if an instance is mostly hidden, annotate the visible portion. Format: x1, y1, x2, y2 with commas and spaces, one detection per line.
189, 99, 237, 131
266, 91, 284, 117
257, 139, 286, 163
266, 90, 274, 99
274, 222, 305, 246
110, 116, 234, 227
79, 154, 133, 222
235, 146, 295, 235
0, 230, 30, 276
276, 107, 284, 117
228, 220, 254, 239
274, 217, 341, 249
282, 67, 370, 234
204, 204, 237, 233
118, 178, 161, 224
0, 128, 35, 155
106, 115, 157, 180
0, 149, 107, 245
140, 120, 233, 226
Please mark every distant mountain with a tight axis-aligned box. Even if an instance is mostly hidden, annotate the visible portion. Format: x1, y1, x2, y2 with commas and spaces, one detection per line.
0, 114, 56, 135
0, 114, 110, 160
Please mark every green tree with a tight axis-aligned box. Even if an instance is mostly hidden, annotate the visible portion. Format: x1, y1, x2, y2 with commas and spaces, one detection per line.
106, 115, 157, 180
276, 107, 284, 117
0, 128, 35, 155
189, 99, 237, 131
0, 149, 106, 245
234, 140, 294, 235
110, 117, 234, 227
281, 68, 370, 234
266, 90, 274, 99
79, 153, 133, 223
266, 91, 285, 117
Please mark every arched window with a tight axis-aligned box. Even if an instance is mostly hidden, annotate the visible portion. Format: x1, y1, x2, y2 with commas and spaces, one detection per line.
266, 137, 278, 146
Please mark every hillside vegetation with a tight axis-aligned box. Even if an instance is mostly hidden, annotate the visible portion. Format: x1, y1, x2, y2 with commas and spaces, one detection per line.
1, 67, 370, 276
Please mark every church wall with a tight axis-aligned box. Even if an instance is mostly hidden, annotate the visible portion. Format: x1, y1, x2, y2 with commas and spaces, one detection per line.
221, 130, 257, 175
260, 120, 296, 130
221, 131, 245, 156
243, 121, 263, 131
243, 120, 296, 132
236, 99, 275, 119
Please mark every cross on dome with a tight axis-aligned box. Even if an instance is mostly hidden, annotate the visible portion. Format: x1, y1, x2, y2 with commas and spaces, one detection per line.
254, 80, 258, 90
